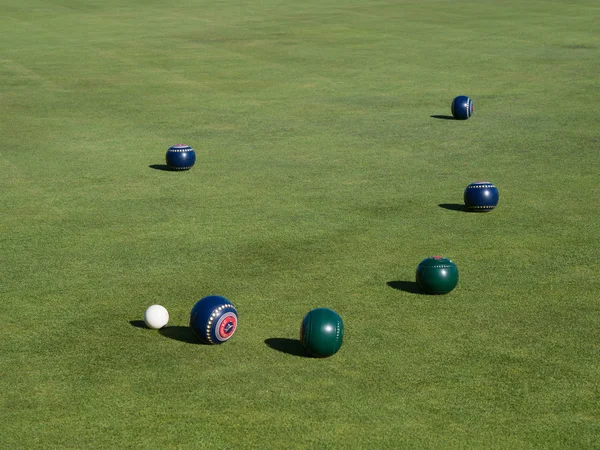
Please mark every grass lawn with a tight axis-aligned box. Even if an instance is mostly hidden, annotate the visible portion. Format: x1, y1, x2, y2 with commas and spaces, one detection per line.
1, 0, 599, 448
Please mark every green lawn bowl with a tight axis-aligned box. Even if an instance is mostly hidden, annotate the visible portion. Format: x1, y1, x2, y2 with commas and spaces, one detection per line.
300, 308, 344, 358
416, 256, 459, 294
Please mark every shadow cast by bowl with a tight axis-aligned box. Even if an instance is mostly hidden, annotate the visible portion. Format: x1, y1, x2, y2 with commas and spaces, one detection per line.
149, 164, 171, 171
159, 326, 207, 344
265, 338, 311, 357
438, 203, 471, 212
430, 115, 455, 120
387, 280, 423, 294
130, 320, 147, 329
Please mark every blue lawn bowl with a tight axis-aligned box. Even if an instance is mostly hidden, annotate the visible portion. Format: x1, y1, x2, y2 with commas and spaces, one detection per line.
166, 144, 196, 170
464, 181, 499, 211
451, 96, 474, 120
190, 295, 238, 345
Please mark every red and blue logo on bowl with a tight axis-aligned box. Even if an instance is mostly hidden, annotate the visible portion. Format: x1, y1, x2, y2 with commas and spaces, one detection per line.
215, 312, 237, 342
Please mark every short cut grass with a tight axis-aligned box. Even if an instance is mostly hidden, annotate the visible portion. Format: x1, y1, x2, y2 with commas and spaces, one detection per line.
1, 0, 599, 448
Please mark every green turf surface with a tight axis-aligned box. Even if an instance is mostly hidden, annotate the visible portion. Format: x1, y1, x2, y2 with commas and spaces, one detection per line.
1, 0, 599, 448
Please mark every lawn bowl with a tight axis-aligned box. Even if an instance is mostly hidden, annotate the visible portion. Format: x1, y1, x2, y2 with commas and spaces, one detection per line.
166, 144, 196, 170
300, 308, 344, 358
416, 256, 459, 294
451, 95, 473, 120
190, 295, 238, 344
464, 181, 499, 211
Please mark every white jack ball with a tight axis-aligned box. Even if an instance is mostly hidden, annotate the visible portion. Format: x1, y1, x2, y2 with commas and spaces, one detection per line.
144, 305, 169, 329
